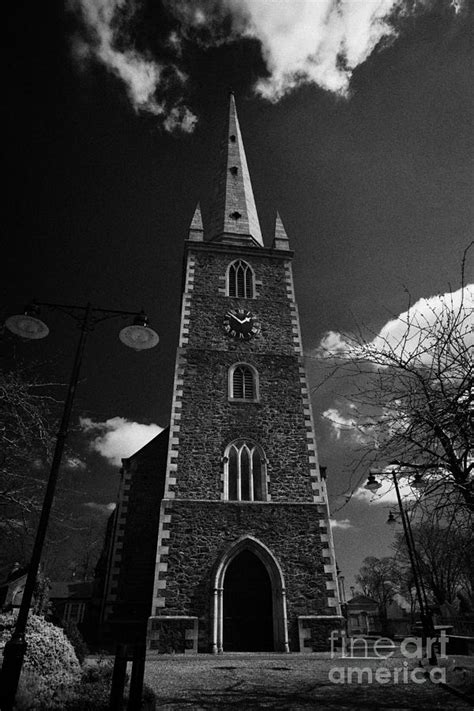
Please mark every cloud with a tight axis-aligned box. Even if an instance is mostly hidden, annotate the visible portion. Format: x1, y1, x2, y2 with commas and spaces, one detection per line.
317, 285, 473, 362
68, 0, 197, 132
65, 456, 86, 470
242, 0, 399, 98
167, 0, 466, 100
330, 517, 353, 530
83, 501, 116, 515
371, 285, 474, 361
69, 0, 466, 119
317, 331, 350, 357
323, 405, 356, 439
322, 403, 375, 444
80, 416, 164, 466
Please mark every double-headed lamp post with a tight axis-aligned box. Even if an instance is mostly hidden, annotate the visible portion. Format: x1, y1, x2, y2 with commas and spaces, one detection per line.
0, 301, 159, 710
364, 468, 437, 664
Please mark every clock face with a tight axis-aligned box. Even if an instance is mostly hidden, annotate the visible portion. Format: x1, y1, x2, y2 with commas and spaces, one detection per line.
223, 308, 260, 340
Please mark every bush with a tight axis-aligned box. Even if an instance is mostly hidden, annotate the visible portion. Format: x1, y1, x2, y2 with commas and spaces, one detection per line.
0, 612, 81, 709
59, 660, 114, 711
46, 660, 156, 711
62, 620, 89, 665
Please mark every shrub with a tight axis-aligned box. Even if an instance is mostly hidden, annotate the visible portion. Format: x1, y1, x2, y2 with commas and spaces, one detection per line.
0, 612, 80, 709
62, 620, 89, 665
60, 661, 157, 711
58, 660, 114, 711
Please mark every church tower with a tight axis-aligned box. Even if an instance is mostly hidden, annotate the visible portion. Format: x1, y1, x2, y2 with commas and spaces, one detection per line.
147, 95, 342, 653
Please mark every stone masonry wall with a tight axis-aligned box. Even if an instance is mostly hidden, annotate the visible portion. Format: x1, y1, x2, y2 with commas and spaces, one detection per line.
169, 246, 319, 502
186, 250, 295, 354
154, 500, 335, 651
109, 430, 168, 640
172, 350, 314, 500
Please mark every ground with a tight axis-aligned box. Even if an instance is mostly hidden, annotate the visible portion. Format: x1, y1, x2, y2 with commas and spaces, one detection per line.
144, 652, 474, 710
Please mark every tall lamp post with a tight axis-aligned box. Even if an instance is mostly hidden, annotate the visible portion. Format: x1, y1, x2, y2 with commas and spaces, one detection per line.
365, 468, 437, 664
0, 301, 159, 710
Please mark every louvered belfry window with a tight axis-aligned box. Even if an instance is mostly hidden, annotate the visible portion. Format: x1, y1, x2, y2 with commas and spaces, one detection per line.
226, 440, 265, 501
232, 365, 254, 400
228, 260, 253, 298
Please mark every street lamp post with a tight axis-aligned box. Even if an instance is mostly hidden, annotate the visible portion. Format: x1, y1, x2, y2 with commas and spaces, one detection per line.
0, 301, 159, 710
365, 468, 437, 664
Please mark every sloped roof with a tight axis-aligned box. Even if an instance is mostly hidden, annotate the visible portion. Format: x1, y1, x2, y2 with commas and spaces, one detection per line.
347, 594, 378, 607
49, 581, 93, 600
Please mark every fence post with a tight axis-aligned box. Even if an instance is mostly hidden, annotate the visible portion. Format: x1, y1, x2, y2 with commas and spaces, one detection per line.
109, 643, 128, 711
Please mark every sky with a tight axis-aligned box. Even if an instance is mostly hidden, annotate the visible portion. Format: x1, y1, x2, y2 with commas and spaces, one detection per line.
3, 0, 473, 588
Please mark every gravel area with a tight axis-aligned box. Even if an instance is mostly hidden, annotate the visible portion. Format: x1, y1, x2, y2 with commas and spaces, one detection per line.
144, 652, 474, 710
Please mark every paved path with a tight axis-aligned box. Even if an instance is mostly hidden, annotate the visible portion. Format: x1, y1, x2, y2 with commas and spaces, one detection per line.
144, 653, 474, 709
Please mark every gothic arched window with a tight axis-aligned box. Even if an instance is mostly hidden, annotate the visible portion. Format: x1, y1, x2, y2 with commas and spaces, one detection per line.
224, 440, 266, 501
227, 260, 254, 298
228, 364, 258, 401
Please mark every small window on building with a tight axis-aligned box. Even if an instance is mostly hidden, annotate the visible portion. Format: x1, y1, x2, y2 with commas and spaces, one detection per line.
224, 440, 266, 501
66, 602, 84, 624
229, 364, 258, 401
227, 260, 254, 298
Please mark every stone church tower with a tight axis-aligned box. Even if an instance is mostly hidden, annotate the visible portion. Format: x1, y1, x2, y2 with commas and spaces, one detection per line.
146, 95, 341, 653
102, 95, 341, 654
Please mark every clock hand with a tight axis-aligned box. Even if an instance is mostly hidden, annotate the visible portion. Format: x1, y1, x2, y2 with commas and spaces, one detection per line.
226, 312, 252, 325
227, 312, 245, 324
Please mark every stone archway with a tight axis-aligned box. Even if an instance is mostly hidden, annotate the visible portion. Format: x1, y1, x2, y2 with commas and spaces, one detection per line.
211, 536, 289, 653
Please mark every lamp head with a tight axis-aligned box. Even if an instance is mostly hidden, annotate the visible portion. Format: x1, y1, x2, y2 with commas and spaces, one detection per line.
5, 303, 49, 340
364, 471, 382, 492
411, 474, 425, 490
119, 311, 159, 351
387, 511, 397, 526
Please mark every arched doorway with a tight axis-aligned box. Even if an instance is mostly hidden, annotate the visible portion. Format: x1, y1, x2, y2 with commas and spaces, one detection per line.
211, 535, 289, 653
223, 550, 273, 651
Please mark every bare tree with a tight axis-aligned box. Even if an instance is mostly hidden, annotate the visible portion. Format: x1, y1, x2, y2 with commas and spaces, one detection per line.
318, 245, 473, 512
355, 556, 401, 634
394, 516, 474, 610
0, 366, 56, 565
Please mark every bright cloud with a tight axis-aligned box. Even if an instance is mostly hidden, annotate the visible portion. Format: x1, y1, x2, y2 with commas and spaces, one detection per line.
68, 0, 197, 132
242, 0, 399, 98
83, 501, 116, 515
317, 331, 349, 357
317, 285, 473, 362
65, 456, 86, 470
70, 0, 466, 118
322, 403, 375, 444
330, 517, 353, 530
168, 0, 466, 99
80, 416, 164, 466
324, 405, 355, 439
372, 285, 474, 360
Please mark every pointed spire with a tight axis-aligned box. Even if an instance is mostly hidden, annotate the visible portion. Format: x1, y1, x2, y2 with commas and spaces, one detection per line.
188, 203, 204, 241
206, 94, 264, 247
272, 212, 290, 251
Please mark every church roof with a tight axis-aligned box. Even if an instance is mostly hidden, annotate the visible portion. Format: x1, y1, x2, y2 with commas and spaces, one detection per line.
206, 94, 264, 247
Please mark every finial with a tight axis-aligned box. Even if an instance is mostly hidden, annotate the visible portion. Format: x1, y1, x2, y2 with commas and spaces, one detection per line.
272, 212, 290, 250
188, 203, 204, 241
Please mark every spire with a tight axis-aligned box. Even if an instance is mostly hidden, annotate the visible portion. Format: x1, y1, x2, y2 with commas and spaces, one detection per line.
188, 203, 204, 241
272, 212, 290, 250
206, 94, 264, 247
